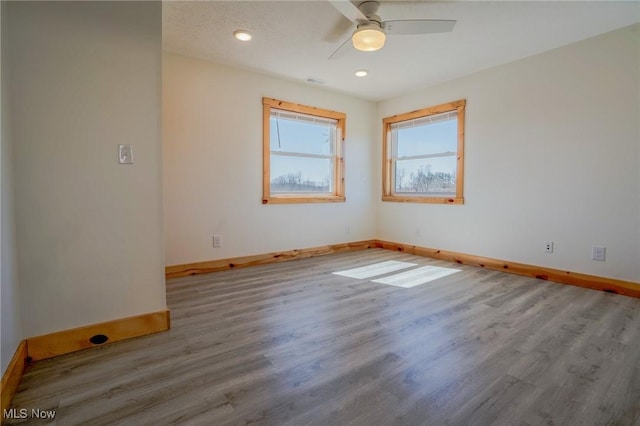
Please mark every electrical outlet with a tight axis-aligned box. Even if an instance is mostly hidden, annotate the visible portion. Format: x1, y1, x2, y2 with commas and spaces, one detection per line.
592, 246, 606, 261
544, 241, 553, 253
118, 144, 133, 164
345, 224, 350, 234
213, 234, 221, 248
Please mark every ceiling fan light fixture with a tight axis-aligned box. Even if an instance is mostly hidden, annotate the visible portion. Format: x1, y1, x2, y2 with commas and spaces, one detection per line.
352, 24, 385, 52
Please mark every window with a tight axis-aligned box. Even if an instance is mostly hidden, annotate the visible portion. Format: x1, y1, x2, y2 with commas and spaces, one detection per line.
263, 97, 346, 204
382, 99, 466, 204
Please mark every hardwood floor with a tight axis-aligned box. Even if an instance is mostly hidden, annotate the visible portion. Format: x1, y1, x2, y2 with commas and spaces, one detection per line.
7, 249, 640, 425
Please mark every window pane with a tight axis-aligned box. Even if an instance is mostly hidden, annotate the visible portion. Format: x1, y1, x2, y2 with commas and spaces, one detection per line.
263, 98, 346, 203
396, 117, 457, 158
395, 156, 457, 194
270, 115, 334, 156
270, 155, 332, 193
382, 100, 465, 203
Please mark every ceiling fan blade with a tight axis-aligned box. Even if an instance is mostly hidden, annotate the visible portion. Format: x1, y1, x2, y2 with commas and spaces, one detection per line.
328, 0, 368, 24
328, 37, 353, 60
382, 20, 456, 35
324, 13, 356, 43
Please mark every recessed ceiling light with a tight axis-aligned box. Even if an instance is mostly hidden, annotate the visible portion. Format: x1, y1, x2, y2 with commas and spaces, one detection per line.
355, 70, 368, 77
233, 30, 252, 41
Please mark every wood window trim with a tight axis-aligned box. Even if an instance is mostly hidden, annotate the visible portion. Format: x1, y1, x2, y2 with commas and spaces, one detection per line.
382, 99, 466, 205
262, 97, 346, 204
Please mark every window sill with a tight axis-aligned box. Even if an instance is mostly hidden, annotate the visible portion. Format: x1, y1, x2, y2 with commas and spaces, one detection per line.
382, 195, 464, 205
263, 195, 346, 204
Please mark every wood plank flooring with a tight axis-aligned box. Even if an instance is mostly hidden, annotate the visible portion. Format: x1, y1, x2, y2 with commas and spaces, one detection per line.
7, 249, 640, 425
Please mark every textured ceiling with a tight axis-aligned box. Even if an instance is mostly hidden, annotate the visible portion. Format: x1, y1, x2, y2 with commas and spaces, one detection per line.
163, 1, 640, 102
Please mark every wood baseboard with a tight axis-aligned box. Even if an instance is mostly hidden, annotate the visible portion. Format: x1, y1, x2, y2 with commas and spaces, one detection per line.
374, 240, 640, 298
26, 310, 170, 362
165, 240, 377, 279
1, 340, 28, 420
165, 239, 639, 297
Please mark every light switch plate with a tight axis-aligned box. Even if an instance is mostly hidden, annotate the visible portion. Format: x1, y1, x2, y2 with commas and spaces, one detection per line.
118, 144, 133, 164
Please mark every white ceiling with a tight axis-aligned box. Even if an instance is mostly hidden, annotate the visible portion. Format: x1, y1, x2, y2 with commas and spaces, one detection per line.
163, 1, 640, 102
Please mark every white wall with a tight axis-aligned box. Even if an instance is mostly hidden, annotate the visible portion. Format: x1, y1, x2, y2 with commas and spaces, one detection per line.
163, 53, 377, 266
7, 1, 166, 337
377, 24, 640, 282
1, 0, 23, 374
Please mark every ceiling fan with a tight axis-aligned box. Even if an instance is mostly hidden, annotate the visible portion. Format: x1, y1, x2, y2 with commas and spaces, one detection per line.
328, 0, 456, 58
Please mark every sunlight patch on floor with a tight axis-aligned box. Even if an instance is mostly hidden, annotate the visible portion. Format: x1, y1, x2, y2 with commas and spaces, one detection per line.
371, 265, 461, 288
332, 260, 417, 279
